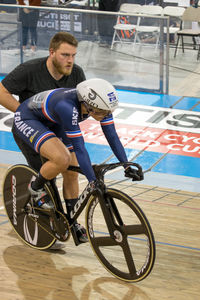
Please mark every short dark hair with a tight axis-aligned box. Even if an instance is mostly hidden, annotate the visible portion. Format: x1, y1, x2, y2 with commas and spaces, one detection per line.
49, 32, 78, 50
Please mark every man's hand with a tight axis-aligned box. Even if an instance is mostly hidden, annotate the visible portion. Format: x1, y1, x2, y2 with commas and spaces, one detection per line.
124, 166, 144, 181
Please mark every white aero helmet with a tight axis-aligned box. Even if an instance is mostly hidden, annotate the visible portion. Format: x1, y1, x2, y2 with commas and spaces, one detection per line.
77, 78, 118, 112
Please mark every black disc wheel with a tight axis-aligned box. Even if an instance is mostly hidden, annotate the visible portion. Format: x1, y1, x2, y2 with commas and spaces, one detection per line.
3, 164, 57, 250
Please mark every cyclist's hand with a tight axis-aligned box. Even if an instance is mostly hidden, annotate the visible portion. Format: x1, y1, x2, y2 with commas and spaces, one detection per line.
124, 166, 144, 181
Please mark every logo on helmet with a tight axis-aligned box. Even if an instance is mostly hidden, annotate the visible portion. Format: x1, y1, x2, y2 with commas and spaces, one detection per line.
107, 92, 117, 107
88, 89, 97, 101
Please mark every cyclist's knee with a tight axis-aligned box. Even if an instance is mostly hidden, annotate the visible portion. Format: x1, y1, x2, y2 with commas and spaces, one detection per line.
53, 152, 71, 172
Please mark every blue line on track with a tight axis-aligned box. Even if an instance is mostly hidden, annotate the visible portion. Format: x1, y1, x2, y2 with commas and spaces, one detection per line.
155, 240, 200, 251
94, 230, 200, 252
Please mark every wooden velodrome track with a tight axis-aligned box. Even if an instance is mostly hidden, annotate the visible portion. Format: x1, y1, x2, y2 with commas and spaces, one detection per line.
0, 162, 199, 300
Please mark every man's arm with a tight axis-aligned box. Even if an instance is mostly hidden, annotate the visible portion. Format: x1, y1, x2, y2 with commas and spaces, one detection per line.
0, 83, 20, 112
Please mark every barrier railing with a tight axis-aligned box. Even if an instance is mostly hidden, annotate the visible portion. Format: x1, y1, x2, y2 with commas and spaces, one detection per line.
0, 4, 169, 94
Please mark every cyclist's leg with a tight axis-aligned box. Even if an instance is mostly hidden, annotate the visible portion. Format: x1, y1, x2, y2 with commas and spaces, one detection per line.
14, 110, 71, 180
59, 131, 88, 244
30, 138, 71, 247
39, 138, 71, 180
55, 129, 79, 201
52, 126, 79, 200
28, 138, 71, 209
12, 127, 42, 171
62, 152, 79, 199
13, 113, 71, 207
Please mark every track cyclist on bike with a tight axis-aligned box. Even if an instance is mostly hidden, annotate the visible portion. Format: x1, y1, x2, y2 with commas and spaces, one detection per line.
13, 78, 143, 243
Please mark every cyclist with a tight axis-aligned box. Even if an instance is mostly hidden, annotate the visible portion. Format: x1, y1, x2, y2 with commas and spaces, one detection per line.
13, 78, 143, 234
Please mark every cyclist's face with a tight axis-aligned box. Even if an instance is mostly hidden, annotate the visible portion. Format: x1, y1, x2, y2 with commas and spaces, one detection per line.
89, 108, 111, 121
50, 43, 77, 76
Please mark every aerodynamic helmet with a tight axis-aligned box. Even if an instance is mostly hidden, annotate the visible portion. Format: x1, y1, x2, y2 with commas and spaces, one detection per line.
77, 78, 119, 112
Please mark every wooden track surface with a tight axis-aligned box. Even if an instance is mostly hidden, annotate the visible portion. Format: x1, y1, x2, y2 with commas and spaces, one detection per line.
0, 163, 200, 300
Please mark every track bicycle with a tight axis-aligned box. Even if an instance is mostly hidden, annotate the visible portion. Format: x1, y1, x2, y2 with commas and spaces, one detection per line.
3, 162, 156, 282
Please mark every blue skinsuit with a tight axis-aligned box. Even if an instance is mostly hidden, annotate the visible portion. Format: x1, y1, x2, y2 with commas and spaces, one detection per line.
14, 88, 128, 182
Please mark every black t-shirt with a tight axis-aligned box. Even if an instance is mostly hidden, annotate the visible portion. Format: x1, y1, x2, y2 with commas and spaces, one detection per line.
2, 57, 86, 103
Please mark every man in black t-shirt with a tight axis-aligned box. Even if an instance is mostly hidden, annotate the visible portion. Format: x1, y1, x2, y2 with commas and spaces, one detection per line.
0, 32, 87, 248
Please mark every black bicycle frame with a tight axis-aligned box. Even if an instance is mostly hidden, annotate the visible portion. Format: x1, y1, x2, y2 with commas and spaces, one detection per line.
65, 164, 115, 226
65, 162, 141, 228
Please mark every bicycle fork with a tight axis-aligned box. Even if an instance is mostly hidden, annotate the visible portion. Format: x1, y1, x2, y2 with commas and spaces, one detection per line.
96, 188, 123, 240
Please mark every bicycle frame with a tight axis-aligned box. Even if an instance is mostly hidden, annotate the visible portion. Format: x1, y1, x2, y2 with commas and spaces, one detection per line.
66, 162, 139, 224
61, 162, 141, 245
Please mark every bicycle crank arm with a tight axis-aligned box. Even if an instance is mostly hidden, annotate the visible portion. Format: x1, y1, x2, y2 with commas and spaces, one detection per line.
28, 207, 70, 242
49, 209, 70, 242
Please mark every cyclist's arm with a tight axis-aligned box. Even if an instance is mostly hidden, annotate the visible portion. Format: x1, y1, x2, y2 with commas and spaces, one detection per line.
54, 100, 96, 182
100, 115, 128, 162
65, 131, 96, 182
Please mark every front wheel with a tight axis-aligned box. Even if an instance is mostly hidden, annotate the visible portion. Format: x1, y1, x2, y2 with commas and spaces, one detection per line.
85, 188, 156, 282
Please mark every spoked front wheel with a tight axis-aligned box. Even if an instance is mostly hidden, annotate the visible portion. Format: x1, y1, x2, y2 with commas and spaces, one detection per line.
86, 188, 156, 282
